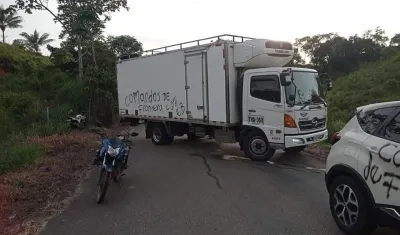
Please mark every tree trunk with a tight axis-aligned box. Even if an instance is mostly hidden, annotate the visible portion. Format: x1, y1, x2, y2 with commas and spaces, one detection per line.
77, 35, 83, 81
92, 41, 98, 70
2, 30, 5, 43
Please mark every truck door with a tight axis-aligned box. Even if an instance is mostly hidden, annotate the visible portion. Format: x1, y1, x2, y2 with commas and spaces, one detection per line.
185, 52, 207, 121
245, 72, 285, 144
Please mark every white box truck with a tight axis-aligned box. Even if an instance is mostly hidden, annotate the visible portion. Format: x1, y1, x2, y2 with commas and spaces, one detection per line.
117, 35, 332, 161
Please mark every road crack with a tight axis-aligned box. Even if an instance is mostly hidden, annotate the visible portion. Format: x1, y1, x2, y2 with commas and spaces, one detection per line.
190, 153, 223, 190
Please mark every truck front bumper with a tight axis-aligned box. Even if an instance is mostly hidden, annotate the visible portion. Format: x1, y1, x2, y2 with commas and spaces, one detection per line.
284, 129, 328, 148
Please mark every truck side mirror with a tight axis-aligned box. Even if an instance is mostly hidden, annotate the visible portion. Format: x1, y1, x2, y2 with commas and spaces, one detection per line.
280, 73, 292, 86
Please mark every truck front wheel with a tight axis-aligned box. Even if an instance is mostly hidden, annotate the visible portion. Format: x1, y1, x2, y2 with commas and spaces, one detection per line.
151, 123, 174, 145
243, 132, 275, 161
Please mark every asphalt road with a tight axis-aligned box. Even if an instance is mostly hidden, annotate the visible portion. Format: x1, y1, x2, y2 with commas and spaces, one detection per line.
40, 127, 398, 235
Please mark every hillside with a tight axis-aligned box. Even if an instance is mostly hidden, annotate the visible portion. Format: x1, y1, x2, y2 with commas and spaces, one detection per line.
325, 51, 400, 134
0, 43, 51, 74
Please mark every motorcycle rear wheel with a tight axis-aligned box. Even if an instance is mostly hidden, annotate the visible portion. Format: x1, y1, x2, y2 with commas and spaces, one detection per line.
96, 169, 110, 204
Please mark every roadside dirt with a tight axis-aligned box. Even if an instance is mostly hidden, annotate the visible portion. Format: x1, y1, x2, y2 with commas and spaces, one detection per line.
0, 131, 99, 235
304, 144, 331, 161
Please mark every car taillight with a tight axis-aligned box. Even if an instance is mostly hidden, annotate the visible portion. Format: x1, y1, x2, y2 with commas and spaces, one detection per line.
330, 132, 340, 145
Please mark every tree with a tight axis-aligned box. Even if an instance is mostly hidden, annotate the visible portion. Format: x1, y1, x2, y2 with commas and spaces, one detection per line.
12, 38, 25, 49
18, 29, 54, 53
293, 27, 389, 78
13, 0, 130, 81
287, 47, 306, 67
390, 34, 400, 47
46, 44, 75, 72
107, 35, 143, 57
362, 26, 389, 47
0, 5, 23, 43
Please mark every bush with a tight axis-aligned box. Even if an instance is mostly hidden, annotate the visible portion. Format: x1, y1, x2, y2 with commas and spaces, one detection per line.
27, 122, 70, 137
323, 51, 400, 146
327, 119, 346, 137
0, 137, 43, 174
0, 43, 51, 74
327, 52, 400, 122
0, 44, 114, 174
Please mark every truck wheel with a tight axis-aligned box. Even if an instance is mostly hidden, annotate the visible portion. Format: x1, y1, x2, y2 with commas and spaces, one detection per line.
283, 146, 306, 154
329, 175, 376, 235
243, 132, 275, 161
151, 124, 173, 145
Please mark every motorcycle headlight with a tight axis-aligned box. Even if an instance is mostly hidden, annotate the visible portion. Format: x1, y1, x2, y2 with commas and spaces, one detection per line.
107, 146, 120, 157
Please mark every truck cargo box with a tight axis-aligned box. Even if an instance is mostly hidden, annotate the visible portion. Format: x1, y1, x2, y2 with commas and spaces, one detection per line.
117, 41, 239, 125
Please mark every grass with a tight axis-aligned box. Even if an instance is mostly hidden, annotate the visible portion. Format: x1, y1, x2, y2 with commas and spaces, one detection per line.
0, 43, 51, 74
322, 51, 400, 146
0, 139, 43, 174
317, 120, 345, 149
26, 122, 70, 137
0, 121, 70, 174
327, 51, 400, 122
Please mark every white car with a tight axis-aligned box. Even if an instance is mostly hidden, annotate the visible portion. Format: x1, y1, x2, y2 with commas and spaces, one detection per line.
325, 101, 400, 235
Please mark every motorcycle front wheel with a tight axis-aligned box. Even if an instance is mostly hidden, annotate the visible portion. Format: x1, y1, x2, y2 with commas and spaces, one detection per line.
96, 169, 110, 204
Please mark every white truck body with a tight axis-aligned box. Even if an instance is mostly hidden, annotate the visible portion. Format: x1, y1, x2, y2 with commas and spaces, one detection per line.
117, 35, 329, 160
118, 43, 233, 124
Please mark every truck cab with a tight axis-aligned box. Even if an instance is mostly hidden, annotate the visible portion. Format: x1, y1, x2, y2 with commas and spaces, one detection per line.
232, 38, 331, 161
239, 67, 329, 161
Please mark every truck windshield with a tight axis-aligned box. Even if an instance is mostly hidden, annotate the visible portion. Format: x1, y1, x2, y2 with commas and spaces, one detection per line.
284, 71, 323, 106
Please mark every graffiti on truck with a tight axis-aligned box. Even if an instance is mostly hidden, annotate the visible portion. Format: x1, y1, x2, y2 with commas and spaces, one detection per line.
125, 90, 185, 116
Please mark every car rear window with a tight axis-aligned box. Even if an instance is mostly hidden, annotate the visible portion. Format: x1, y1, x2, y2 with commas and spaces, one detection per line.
384, 113, 400, 143
356, 107, 396, 135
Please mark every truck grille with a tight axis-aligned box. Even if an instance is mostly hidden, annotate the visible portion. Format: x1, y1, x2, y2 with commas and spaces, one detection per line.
298, 118, 326, 131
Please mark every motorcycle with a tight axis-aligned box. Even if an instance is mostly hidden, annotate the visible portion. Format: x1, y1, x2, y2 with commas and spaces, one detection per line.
93, 121, 139, 204
66, 111, 87, 129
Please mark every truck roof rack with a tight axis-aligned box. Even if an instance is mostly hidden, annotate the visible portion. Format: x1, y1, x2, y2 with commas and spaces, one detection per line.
118, 34, 255, 61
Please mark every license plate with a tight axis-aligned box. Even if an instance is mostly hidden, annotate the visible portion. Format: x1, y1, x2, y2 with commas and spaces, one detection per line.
248, 115, 264, 125
307, 134, 324, 142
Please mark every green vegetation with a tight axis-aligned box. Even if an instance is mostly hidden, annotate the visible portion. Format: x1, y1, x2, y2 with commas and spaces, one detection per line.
0, 44, 75, 174
328, 51, 400, 122
0, 137, 43, 174
323, 51, 400, 141
291, 29, 400, 146
0, 5, 23, 43
0, 0, 143, 174
0, 43, 51, 73
16, 29, 55, 53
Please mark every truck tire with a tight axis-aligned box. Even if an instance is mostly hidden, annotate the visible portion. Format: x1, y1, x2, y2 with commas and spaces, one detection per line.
283, 146, 306, 154
243, 132, 275, 161
151, 123, 174, 145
